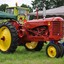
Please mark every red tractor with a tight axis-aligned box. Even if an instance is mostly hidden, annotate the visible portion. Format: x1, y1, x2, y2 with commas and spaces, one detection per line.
0, 16, 64, 58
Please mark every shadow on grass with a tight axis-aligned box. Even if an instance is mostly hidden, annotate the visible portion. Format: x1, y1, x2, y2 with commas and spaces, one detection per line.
15, 46, 45, 54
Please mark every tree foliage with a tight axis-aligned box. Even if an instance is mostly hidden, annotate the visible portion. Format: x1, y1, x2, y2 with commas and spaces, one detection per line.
21, 4, 33, 12
49, 0, 64, 8
32, 0, 64, 10
0, 4, 8, 11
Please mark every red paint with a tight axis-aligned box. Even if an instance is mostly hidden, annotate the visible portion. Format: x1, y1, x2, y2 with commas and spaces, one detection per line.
9, 17, 64, 45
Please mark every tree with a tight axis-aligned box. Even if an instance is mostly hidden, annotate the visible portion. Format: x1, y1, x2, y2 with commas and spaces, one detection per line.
32, 0, 51, 10
0, 4, 8, 11
32, 0, 43, 10
21, 4, 33, 12
49, 0, 64, 8
31, 0, 64, 10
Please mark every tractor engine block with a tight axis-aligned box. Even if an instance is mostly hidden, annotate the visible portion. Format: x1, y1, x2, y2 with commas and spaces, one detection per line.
27, 26, 49, 36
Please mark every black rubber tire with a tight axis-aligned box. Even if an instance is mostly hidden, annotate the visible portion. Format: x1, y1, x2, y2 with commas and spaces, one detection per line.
46, 43, 61, 58
0, 22, 18, 53
25, 41, 44, 51
57, 43, 64, 57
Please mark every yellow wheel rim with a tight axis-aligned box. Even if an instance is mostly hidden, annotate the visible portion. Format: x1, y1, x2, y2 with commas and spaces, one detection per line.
25, 42, 38, 49
0, 26, 11, 51
47, 46, 57, 58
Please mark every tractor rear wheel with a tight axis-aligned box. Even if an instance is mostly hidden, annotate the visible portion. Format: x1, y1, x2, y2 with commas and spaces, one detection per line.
0, 22, 18, 53
25, 41, 43, 51
46, 43, 61, 58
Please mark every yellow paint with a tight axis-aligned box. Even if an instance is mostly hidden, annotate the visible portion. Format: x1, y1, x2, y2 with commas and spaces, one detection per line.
14, 7, 18, 16
18, 15, 26, 24
0, 26, 11, 51
25, 42, 38, 49
47, 46, 56, 58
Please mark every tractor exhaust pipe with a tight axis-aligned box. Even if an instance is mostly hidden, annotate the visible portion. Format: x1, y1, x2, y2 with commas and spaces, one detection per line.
42, 0, 46, 19
43, 3, 46, 19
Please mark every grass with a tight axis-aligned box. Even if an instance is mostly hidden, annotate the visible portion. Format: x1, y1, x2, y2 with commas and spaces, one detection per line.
0, 45, 64, 64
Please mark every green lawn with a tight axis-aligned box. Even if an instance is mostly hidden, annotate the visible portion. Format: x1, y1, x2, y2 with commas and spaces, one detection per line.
0, 45, 64, 64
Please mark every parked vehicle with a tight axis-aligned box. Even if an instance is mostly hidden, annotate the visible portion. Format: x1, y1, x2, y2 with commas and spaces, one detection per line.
0, 11, 64, 58
5, 6, 29, 24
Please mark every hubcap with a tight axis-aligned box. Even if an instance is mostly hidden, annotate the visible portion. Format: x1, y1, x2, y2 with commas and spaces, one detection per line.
47, 46, 56, 58
26, 42, 38, 49
0, 26, 11, 51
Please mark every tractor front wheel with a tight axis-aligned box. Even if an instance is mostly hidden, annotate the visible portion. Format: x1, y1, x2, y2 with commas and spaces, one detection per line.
0, 22, 18, 53
46, 43, 61, 58
25, 41, 43, 51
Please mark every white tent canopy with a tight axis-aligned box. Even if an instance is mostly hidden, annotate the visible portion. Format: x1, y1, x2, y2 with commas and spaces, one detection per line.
29, 6, 64, 16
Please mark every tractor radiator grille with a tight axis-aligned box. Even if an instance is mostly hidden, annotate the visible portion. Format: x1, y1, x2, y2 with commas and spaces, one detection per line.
52, 21, 60, 35
62, 21, 64, 37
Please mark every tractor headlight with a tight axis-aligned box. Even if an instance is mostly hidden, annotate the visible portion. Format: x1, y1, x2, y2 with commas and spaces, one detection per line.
48, 22, 50, 26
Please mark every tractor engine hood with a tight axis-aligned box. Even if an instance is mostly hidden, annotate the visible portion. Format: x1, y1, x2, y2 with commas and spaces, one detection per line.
24, 17, 64, 29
